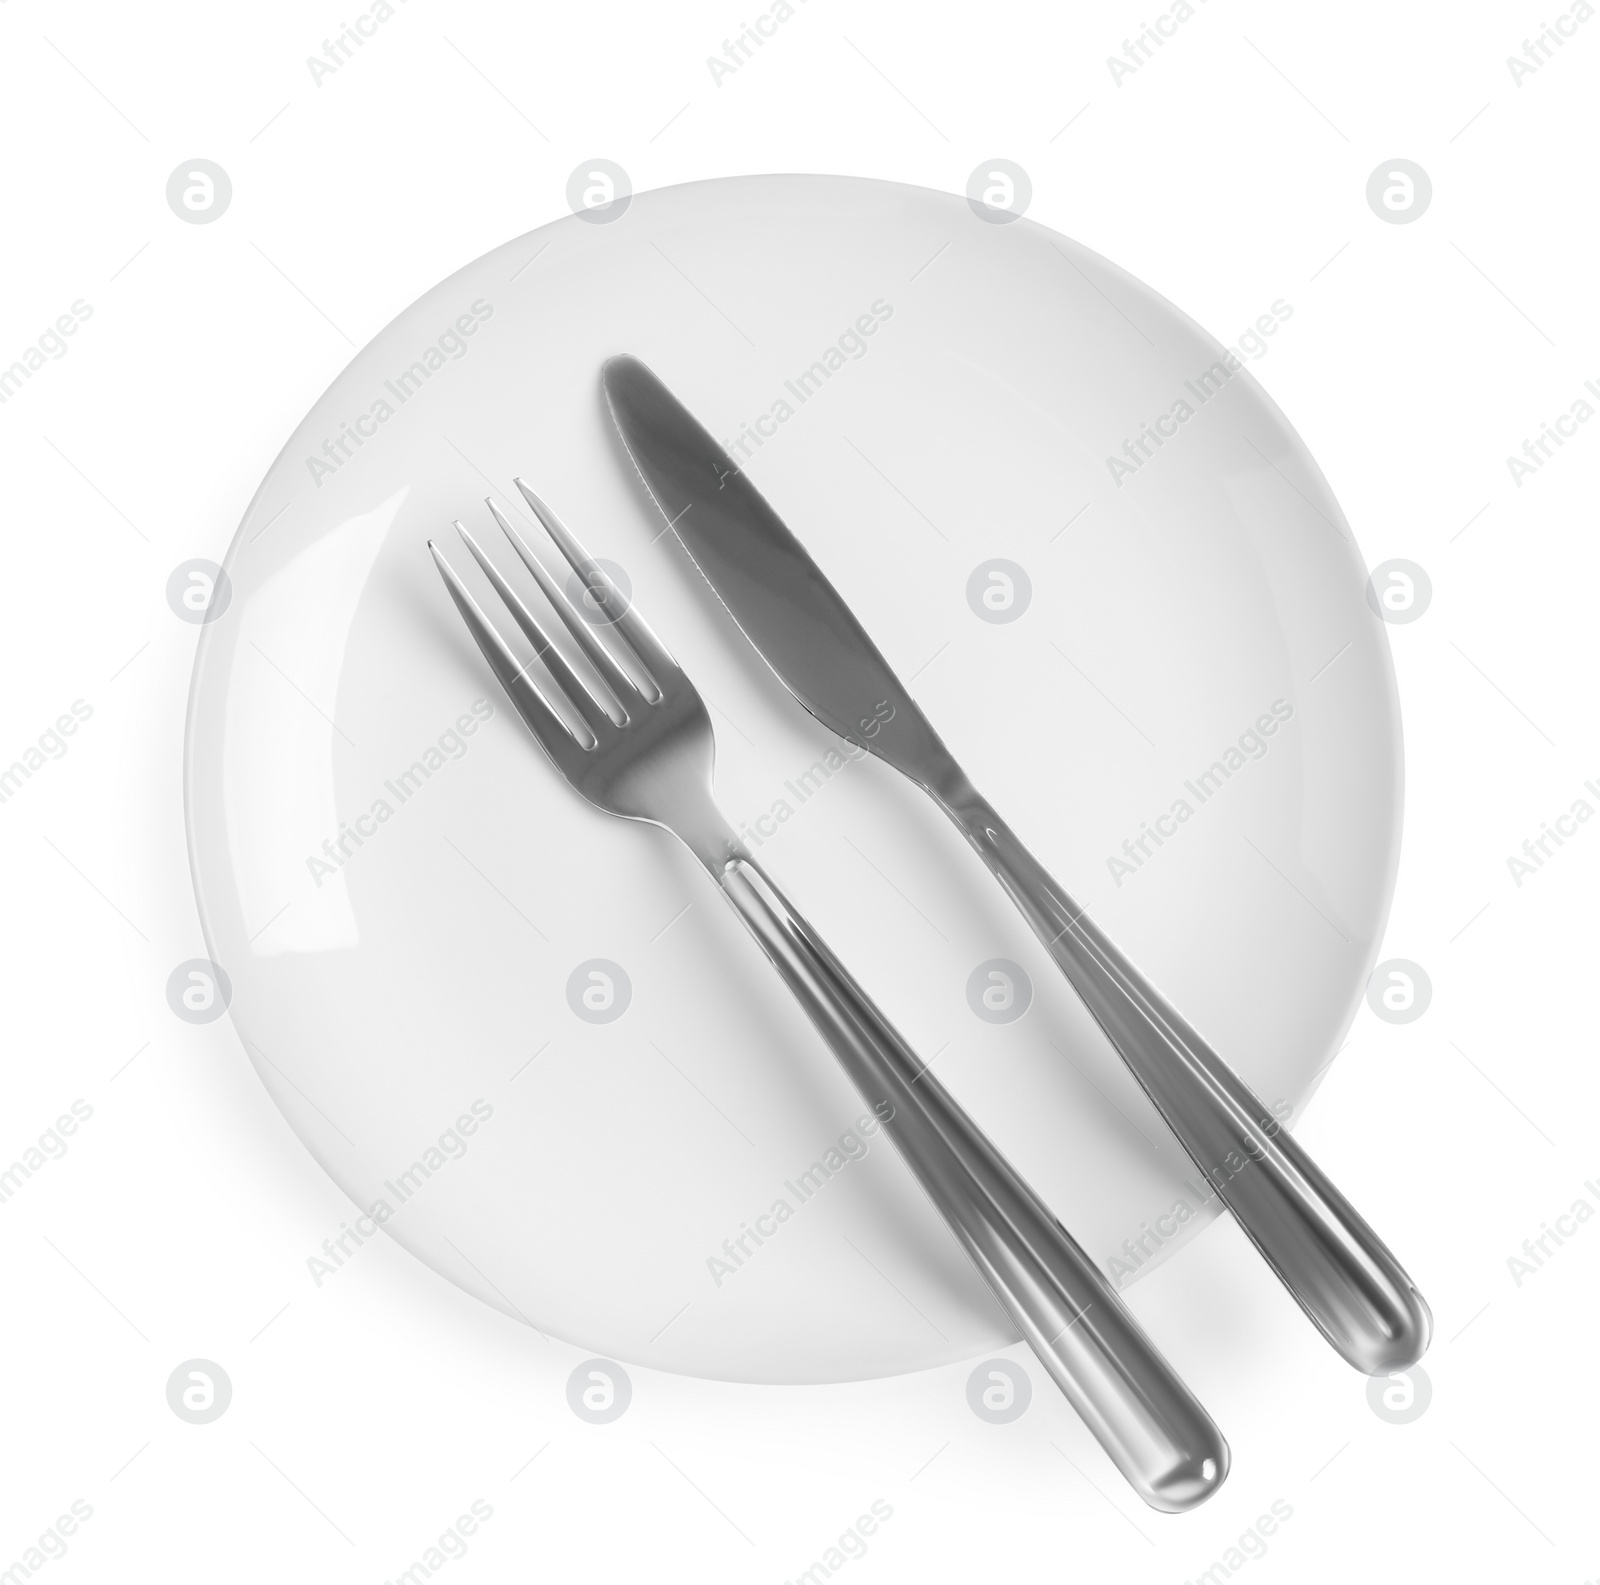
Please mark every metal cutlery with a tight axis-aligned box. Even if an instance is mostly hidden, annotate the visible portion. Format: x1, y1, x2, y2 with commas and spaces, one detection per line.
429, 481, 1229, 1512
601, 353, 1431, 1376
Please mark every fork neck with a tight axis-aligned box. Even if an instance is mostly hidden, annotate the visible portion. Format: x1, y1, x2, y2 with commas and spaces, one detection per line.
659, 784, 753, 878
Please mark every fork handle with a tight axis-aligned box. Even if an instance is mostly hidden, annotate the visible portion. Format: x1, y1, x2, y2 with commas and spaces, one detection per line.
929, 772, 1431, 1375
715, 857, 1228, 1513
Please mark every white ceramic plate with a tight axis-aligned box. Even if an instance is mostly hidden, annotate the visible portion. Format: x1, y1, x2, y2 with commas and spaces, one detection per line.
185, 174, 1400, 1383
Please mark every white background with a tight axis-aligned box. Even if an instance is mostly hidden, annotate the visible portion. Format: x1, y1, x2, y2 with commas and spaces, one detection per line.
2, 1, 1597, 1580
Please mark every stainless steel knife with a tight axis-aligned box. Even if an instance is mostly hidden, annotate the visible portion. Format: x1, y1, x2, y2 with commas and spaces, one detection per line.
603, 352, 1431, 1375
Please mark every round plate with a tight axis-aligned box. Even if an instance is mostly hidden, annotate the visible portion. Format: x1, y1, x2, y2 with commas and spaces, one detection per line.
185, 174, 1400, 1383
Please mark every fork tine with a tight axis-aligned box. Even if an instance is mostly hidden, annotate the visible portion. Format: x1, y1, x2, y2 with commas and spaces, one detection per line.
513, 478, 683, 696
485, 496, 642, 709
454, 522, 617, 737
428, 541, 591, 757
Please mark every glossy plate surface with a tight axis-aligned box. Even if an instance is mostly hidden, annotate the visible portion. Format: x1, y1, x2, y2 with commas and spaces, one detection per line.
185, 174, 1401, 1383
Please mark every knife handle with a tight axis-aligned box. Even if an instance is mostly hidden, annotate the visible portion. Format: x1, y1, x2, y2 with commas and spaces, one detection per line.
929, 771, 1430, 1375
714, 856, 1228, 1513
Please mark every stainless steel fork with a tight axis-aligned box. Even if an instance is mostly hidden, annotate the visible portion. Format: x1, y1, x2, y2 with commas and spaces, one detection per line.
429, 480, 1230, 1513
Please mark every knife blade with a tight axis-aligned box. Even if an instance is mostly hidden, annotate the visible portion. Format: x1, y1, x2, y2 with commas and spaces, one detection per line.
601, 353, 950, 787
